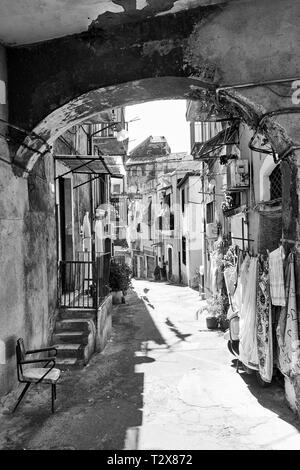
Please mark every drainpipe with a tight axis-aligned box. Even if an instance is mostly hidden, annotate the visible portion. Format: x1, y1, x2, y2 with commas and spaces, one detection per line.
216, 77, 300, 100
201, 161, 207, 300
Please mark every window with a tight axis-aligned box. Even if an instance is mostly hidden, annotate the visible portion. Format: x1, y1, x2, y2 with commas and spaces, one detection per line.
158, 216, 163, 231
232, 192, 241, 208
269, 165, 282, 200
170, 212, 174, 231
112, 184, 121, 194
99, 176, 106, 204
182, 236, 186, 265
206, 201, 214, 224
148, 199, 152, 240
137, 223, 141, 233
181, 188, 185, 213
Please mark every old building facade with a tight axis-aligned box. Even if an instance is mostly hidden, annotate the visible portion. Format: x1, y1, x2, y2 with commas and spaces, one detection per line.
1, 0, 300, 420
0, 97, 127, 394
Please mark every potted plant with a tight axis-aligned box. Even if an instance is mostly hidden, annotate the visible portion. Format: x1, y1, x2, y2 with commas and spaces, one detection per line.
109, 259, 132, 304
198, 293, 229, 330
221, 192, 234, 212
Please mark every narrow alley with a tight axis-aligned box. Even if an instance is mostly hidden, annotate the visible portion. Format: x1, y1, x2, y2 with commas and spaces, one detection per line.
2, 0, 300, 455
1, 280, 300, 451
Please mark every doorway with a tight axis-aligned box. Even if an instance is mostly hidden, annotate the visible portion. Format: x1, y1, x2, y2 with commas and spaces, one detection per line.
168, 247, 173, 279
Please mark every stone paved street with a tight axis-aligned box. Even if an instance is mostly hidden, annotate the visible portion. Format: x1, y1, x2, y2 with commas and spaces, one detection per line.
1, 280, 300, 450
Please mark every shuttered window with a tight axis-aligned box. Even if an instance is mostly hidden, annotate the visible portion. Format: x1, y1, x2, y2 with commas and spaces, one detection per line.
269, 165, 282, 200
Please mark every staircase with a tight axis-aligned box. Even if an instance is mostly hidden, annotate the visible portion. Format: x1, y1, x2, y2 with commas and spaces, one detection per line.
52, 308, 97, 370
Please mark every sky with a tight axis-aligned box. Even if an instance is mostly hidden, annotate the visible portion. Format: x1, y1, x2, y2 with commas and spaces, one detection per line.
125, 100, 191, 154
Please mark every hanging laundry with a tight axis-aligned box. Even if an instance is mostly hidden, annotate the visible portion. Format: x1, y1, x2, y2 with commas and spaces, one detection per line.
210, 254, 218, 295
232, 253, 250, 315
82, 211, 92, 252
256, 256, 273, 383
239, 256, 259, 369
277, 253, 300, 377
269, 246, 286, 306
224, 265, 237, 297
95, 219, 104, 253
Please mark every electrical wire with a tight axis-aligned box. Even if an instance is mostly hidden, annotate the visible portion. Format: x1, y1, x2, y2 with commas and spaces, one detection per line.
0, 118, 51, 150
0, 152, 48, 182
264, 85, 292, 99
248, 106, 300, 164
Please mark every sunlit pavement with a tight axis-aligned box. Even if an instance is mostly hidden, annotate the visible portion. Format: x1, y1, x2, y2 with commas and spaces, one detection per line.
1, 279, 300, 450
125, 279, 300, 450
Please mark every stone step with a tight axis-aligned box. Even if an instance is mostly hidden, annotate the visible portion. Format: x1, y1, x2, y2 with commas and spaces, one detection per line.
59, 308, 96, 321
52, 331, 87, 344
55, 358, 84, 371
53, 343, 83, 359
55, 319, 91, 333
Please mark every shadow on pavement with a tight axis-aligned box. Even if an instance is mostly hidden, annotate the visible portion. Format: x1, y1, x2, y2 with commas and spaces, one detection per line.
165, 318, 191, 342
0, 290, 166, 450
230, 359, 300, 432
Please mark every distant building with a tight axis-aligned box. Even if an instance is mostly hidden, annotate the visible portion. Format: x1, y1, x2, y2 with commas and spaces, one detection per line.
127, 135, 203, 287
186, 100, 282, 297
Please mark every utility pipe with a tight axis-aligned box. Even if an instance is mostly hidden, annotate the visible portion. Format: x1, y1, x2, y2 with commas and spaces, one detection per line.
216, 77, 300, 97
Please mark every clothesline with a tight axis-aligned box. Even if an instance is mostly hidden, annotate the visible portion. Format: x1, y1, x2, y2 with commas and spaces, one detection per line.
224, 243, 299, 382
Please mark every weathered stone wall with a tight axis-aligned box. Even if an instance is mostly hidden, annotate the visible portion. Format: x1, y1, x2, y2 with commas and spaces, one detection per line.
0, 45, 28, 394
0, 46, 58, 396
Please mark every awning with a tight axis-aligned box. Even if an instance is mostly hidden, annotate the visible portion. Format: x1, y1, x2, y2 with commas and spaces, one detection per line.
93, 136, 127, 155
54, 154, 124, 178
192, 123, 239, 160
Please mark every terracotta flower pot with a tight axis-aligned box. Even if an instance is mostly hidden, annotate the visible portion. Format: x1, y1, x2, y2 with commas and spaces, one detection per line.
206, 316, 219, 329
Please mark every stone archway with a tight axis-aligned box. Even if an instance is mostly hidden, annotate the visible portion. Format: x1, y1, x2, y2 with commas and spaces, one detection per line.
13, 76, 213, 175
6, 0, 300, 176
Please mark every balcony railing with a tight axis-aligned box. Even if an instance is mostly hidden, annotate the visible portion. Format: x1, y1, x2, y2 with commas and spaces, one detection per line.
58, 252, 111, 309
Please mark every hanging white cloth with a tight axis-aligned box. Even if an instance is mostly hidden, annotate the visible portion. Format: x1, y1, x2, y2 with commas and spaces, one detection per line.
232, 253, 250, 314
239, 256, 259, 369
82, 211, 92, 253
269, 246, 286, 306
224, 265, 237, 297
95, 219, 104, 253
82, 212, 92, 292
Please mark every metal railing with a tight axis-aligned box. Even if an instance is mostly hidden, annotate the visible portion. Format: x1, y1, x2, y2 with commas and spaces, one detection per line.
58, 252, 111, 309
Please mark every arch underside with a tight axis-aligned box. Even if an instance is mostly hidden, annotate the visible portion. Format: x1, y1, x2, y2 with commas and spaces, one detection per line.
15, 79, 294, 178
15, 76, 214, 173
9, 0, 300, 174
